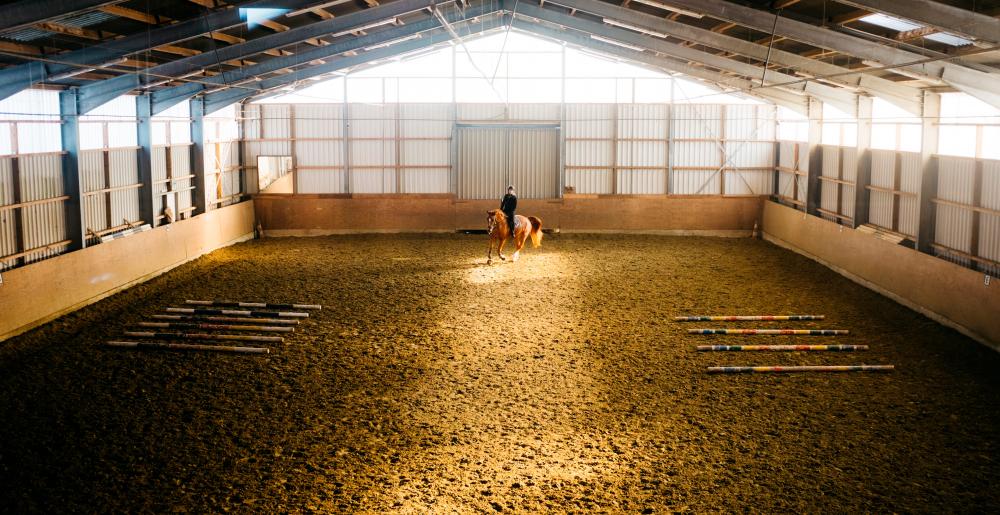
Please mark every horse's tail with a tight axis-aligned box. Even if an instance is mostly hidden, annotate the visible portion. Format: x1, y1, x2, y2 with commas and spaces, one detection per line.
528, 216, 543, 248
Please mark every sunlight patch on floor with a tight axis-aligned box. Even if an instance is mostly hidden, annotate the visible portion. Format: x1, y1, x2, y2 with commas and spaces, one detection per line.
465, 252, 568, 285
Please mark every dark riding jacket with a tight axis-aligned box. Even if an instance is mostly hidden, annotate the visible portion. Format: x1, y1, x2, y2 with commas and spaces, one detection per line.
500, 193, 517, 215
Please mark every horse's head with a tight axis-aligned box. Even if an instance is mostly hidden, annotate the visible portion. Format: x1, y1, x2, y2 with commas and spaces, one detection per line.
487, 210, 502, 234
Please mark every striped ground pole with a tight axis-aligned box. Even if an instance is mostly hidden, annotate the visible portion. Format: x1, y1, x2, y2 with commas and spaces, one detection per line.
689, 329, 849, 335
707, 365, 894, 373
674, 315, 825, 321
697, 345, 868, 352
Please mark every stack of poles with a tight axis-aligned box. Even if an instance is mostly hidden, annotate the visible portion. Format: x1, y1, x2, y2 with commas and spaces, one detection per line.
106, 300, 322, 355
677, 314, 893, 373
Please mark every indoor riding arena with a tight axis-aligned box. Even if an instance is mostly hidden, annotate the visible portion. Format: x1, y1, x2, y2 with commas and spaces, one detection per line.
1, 0, 999, 513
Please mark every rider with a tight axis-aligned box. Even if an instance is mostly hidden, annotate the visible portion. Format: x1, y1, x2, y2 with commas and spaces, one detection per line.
500, 185, 517, 236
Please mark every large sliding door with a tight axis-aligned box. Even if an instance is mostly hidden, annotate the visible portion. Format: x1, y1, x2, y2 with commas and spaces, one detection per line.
456, 124, 559, 200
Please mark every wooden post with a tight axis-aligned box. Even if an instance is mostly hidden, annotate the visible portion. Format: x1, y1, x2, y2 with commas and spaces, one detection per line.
59, 89, 86, 251
853, 96, 873, 228
916, 92, 941, 253
805, 97, 823, 216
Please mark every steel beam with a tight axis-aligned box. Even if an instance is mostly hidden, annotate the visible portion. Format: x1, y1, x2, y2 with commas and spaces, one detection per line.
147, 3, 497, 115
805, 97, 823, 216
58, 90, 86, 251
203, 15, 507, 113
514, 3, 857, 112
547, 0, 921, 113
0, 0, 122, 32
516, 20, 809, 114
77, 0, 440, 113
136, 94, 157, 227
190, 97, 208, 216
643, 0, 1000, 108
853, 95, 873, 227
917, 92, 940, 253
0, 0, 340, 102
838, 0, 1000, 44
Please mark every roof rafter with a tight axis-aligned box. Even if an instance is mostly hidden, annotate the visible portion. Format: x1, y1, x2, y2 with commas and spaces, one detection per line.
76, 0, 439, 113
514, 2, 858, 112
149, 2, 499, 114
643, 0, 1000, 108
0, 0, 340, 102
547, 0, 920, 112
836, 0, 1000, 45
203, 13, 506, 112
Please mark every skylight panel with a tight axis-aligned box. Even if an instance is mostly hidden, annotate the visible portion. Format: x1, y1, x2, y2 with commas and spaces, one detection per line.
925, 33, 972, 46
860, 13, 921, 32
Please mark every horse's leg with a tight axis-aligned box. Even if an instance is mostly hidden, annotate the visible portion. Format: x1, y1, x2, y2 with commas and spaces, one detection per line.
513, 230, 524, 262
498, 236, 507, 260
487, 236, 493, 265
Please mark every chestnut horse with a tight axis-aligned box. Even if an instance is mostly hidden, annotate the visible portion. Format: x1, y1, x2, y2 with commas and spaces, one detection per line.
486, 210, 543, 264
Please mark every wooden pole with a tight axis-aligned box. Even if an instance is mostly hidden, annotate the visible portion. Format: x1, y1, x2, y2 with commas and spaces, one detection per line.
152, 314, 299, 325
674, 315, 825, 321
138, 322, 294, 333
689, 329, 848, 335
708, 365, 893, 373
105, 341, 269, 354
123, 331, 283, 343
185, 300, 322, 310
166, 307, 308, 318
697, 345, 868, 352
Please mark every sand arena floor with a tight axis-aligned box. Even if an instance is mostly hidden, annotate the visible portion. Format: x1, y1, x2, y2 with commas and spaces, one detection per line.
1, 233, 999, 513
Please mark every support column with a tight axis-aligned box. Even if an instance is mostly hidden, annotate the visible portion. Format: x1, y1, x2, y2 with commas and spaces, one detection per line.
136, 94, 157, 227
853, 96, 873, 228
237, 101, 247, 202
189, 96, 207, 215
916, 92, 941, 253
805, 97, 823, 216
59, 89, 85, 251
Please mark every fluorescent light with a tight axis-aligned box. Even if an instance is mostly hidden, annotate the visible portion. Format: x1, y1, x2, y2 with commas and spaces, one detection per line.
628, 0, 703, 19
602, 18, 668, 39
590, 35, 646, 52
285, 0, 352, 18
48, 68, 94, 81
330, 18, 399, 38
363, 33, 421, 51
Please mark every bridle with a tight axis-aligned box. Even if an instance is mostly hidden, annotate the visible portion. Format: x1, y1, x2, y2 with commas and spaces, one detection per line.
487, 213, 497, 234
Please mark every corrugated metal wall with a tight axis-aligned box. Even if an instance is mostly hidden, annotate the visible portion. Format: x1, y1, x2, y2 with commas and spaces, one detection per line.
724, 104, 776, 195
400, 104, 452, 193
206, 104, 242, 207
0, 158, 17, 270
509, 127, 559, 198
17, 153, 67, 265
564, 104, 614, 194
617, 104, 667, 195
672, 104, 722, 195
868, 149, 920, 236
458, 127, 506, 200
776, 140, 807, 208
818, 145, 857, 223
979, 160, 1000, 275
254, 103, 780, 198
349, 103, 396, 194
295, 104, 345, 194
935, 156, 977, 267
